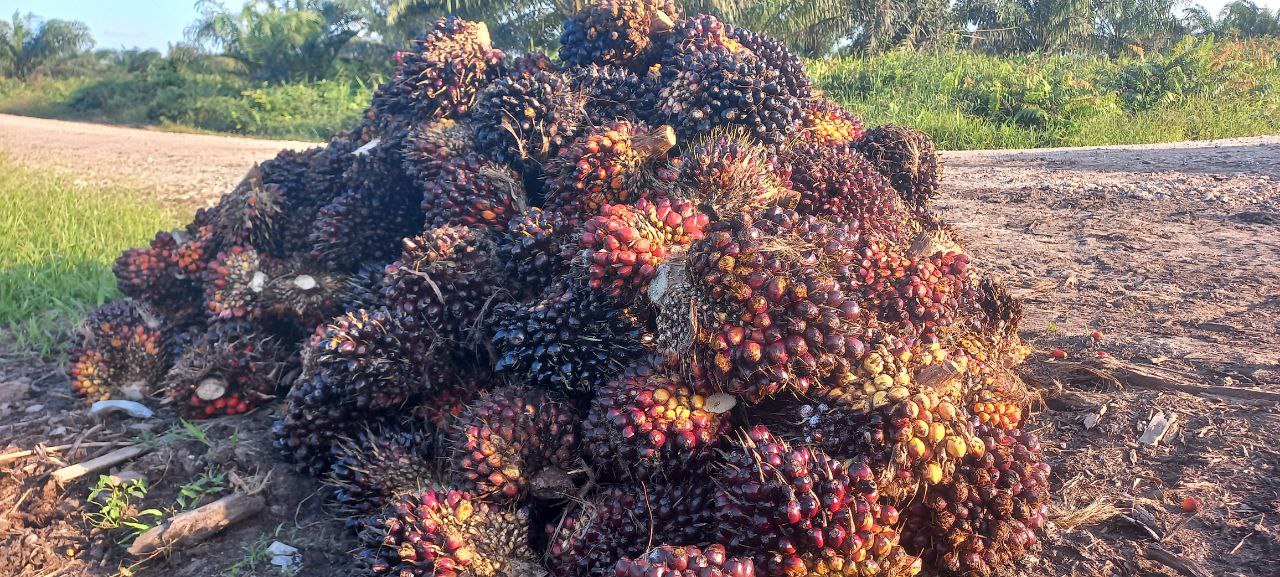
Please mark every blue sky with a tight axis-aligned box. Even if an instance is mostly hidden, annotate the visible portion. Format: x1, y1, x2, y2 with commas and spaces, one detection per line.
1, 0, 1278, 51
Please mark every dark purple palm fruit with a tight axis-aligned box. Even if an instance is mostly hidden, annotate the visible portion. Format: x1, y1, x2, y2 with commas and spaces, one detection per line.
786, 143, 914, 243
672, 129, 796, 220
305, 308, 426, 411
579, 197, 708, 301
542, 120, 676, 226
901, 425, 1050, 577
449, 386, 580, 502
715, 425, 921, 577
500, 51, 558, 81
659, 208, 868, 402
491, 275, 650, 394
545, 480, 716, 577
382, 226, 507, 346
210, 163, 285, 254
274, 373, 376, 475
369, 17, 504, 123
472, 69, 588, 172
164, 321, 289, 419
267, 144, 350, 259
582, 356, 730, 481
495, 208, 574, 301
854, 124, 942, 219
402, 118, 477, 188
559, 0, 678, 70
615, 544, 755, 577
345, 262, 389, 312
421, 153, 527, 232
67, 300, 170, 401
354, 488, 539, 577
800, 98, 866, 146
568, 64, 661, 125
327, 423, 442, 525
203, 245, 272, 324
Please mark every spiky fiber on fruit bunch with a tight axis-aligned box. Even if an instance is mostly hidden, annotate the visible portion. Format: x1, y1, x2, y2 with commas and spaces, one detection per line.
473, 69, 588, 170
355, 488, 539, 577
210, 163, 284, 254
569, 64, 660, 125
496, 208, 573, 301
616, 545, 755, 577
309, 128, 424, 271
582, 355, 729, 481
327, 423, 441, 523
371, 17, 503, 123
787, 143, 913, 242
855, 125, 942, 217
422, 153, 527, 231
580, 197, 708, 300
715, 425, 921, 577
345, 262, 389, 312
901, 425, 1050, 577
67, 300, 169, 401
403, 118, 477, 188
543, 120, 676, 225
164, 321, 289, 419
305, 308, 426, 411
657, 46, 805, 145
203, 245, 273, 323
666, 208, 868, 401
545, 480, 716, 577
264, 262, 352, 332
801, 98, 865, 146
673, 129, 796, 220
113, 230, 204, 320
559, 0, 678, 69
275, 373, 384, 475
382, 226, 506, 345
491, 276, 650, 393
449, 386, 580, 502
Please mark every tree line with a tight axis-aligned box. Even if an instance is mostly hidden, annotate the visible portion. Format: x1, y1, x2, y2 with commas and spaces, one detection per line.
2, 0, 1279, 81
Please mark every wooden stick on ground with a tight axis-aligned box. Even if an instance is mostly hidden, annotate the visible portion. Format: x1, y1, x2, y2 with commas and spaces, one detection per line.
1063, 357, 1280, 403
0, 441, 129, 464
1143, 545, 1214, 577
50, 444, 149, 484
128, 493, 265, 556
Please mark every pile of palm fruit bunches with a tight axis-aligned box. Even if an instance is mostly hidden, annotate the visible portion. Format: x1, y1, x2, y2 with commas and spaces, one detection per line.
68, 1, 1050, 576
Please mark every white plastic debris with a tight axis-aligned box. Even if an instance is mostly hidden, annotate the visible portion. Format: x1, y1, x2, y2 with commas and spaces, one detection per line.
269, 541, 301, 571
89, 400, 154, 419
352, 137, 381, 157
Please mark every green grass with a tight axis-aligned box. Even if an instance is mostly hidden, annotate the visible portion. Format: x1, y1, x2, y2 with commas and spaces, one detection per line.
0, 156, 180, 355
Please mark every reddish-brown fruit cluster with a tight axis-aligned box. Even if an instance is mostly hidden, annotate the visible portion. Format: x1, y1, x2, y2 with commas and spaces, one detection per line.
355, 488, 537, 577
382, 227, 504, 344
544, 121, 676, 224
213, 165, 284, 251
715, 426, 920, 577
165, 322, 288, 418
67, 300, 169, 401
450, 387, 580, 501
615, 545, 755, 577
403, 118, 477, 186
308, 308, 423, 411
583, 356, 728, 480
264, 264, 351, 330
801, 98, 865, 146
787, 143, 911, 241
113, 230, 205, 315
874, 251, 973, 343
422, 154, 526, 231
203, 246, 271, 322
559, 0, 679, 69
546, 481, 716, 577
580, 197, 708, 299
473, 70, 588, 169
902, 426, 1050, 577
854, 124, 942, 217
374, 17, 504, 122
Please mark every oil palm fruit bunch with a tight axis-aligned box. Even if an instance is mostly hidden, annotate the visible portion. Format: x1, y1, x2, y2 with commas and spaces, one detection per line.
543, 120, 677, 224
787, 142, 912, 242
491, 276, 650, 393
559, 0, 678, 70
657, 46, 804, 145
203, 245, 273, 323
355, 488, 539, 577
421, 153, 527, 231
403, 118, 477, 187
67, 300, 169, 401
496, 208, 573, 300
672, 129, 796, 219
569, 64, 660, 125
327, 424, 442, 523
901, 425, 1050, 577
579, 196, 708, 300
854, 124, 942, 218
164, 321, 289, 418
371, 17, 504, 122
382, 226, 506, 345
715, 425, 921, 577
113, 230, 205, 321
545, 480, 716, 577
304, 308, 425, 411
210, 164, 284, 253
582, 356, 730, 480
264, 262, 352, 332
616, 545, 756, 577
473, 69, 587, 170
501, 51, 558, 81
801, 98, 865, 146
449, 386, 580, 501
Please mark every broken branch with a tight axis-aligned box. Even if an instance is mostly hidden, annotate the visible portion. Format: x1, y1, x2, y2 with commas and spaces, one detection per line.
1062, 357, 1280, 403
128, 493, 265, 556
50, 444, 149, 484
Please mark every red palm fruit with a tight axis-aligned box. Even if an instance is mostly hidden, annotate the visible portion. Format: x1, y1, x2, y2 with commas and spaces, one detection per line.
615, 544, 755, 577
787, 143, 913, 242
543, 120, 676, 225
580, 197, 708, 300
203, 245, 272, 323
164, 321, 288, 419
67, 300, 170, 401
450, 387, 580, 502
421, 153, 526, 232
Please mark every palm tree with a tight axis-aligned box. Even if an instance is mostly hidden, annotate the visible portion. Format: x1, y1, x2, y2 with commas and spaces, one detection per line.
0, 11, 94, 79
1094, 0, 1182, 56
187, 0, 362, 82
956, 0, 1096, 53
1217, 0, 1280, 37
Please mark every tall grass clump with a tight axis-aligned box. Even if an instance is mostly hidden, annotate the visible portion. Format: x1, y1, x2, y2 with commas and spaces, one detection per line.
0, 157, 180, 354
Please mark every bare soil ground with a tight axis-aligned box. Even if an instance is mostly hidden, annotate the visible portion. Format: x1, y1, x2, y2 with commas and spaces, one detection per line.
1, 115, 1277, 577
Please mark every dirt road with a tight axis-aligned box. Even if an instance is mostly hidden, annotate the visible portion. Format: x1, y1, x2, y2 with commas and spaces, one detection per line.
1, 115, 1278, 576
